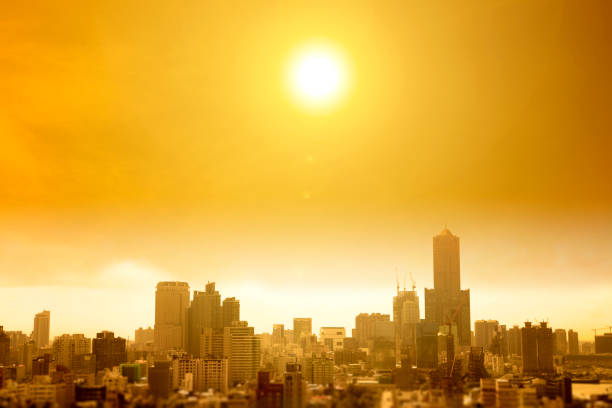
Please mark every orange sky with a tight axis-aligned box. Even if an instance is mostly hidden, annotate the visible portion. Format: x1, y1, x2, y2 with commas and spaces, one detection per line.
1, 0, 611, 340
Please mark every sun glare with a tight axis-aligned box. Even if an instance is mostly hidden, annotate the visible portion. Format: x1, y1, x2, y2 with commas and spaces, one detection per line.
288, 44, 349, 109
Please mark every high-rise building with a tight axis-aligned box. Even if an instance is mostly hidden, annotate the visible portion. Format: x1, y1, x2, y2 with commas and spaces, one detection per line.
223, 322, 261, 385
415, 319, 438, 369
135, 327, 154, 347
0, 327, 9, 366
553, 329, 567, 355
537, 323, 554, 373
293, 318, 312, 345
474, 320, 499, 351
507, 325, 522, 356
195, 358, 229, 393
393, 288, 419, 364
33, 310, 51, 348
154, 281, 190, 352
52, 334, 91, 368
188, 282, 222, 356
354, 313, 393, 347
148, 361, 171, 399
302, 356, 333, 385
567, 330, 579, 355
272, 324, 285, 346
284, 363, 305, 408
92, 331, 127, 371
222, 297, 240, 328
521, 321, 554, 375
319, 327, 345, 351
200, 328, 224, 359
521, 322, 538, 375
595, 333, 612, 354
424, 228, 471, 346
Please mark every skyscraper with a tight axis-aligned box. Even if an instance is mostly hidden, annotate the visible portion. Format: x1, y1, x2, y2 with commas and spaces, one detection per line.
424, 228, 471, 346
272, 324, 285, 346
393, 289, 419, 364
521, 321, 554, 375
536, 322, 554, 373
568, 330, 579, 355
508, 325, 522, 356
293, 318, 312, 346
0, 327, 9, 366
354, 313, 393, 347
92, 331, 127, 371
222, 297, 240, 328
154, 281, 190, 352
521, 322, 538, 375
52, 334, 91, 368
223, 322, 261, 385
188, 282, 222, 356
474, 320, 499, 351
33, 310, 51, 348
553, 329, 567, 355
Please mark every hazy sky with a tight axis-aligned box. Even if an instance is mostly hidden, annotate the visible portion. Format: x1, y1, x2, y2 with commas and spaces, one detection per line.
1, 0, 611, 341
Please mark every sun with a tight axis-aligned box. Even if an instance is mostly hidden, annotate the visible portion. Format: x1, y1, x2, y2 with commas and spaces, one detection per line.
288, 44, 349, 109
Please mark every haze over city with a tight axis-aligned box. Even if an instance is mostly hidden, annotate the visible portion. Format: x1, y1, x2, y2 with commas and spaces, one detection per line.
1, 1, 611, 406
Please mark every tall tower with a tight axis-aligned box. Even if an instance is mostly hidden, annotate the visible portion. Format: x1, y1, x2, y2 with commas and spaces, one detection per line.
222, 297, 240, 328
33, 310, 51, 348
293, 318, 312, 346
433, 228, 461, 295
188, 282, 222, 356
393, 287, 419, 365
424, 228, 471, 347
154, 282, 190, 352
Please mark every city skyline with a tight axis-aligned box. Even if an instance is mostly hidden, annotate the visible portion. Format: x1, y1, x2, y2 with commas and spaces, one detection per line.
1, 227, 607, 342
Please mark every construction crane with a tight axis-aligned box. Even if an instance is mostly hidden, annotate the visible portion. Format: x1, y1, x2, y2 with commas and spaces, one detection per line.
409, 271, 416, 291
592, 326, 612, 336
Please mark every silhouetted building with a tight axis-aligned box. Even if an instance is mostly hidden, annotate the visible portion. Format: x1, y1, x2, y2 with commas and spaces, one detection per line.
537, 323, 554, 373
416, 319, 438, 369
568, 330, 579, 355
72, 353, 96, 374
92, 331, 127, 371
0, 327, 9, 366
521, 322, 538, 375
257, 370, 283, 408
393, 289, 419, 364
474, 320, 499, 351
75, 384, 106, 404
188, 282, 222, 356
424, 228, 471, 346
33, 310, 51, 348
553, 329, 567, 355
507, 325, 522, 356
222, 297, 240, 328
284, 363, 305, 408
148, 361, 171, 399
595, 333, 612, 354
467, 347, 487, 383
155, 281, 190, 352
